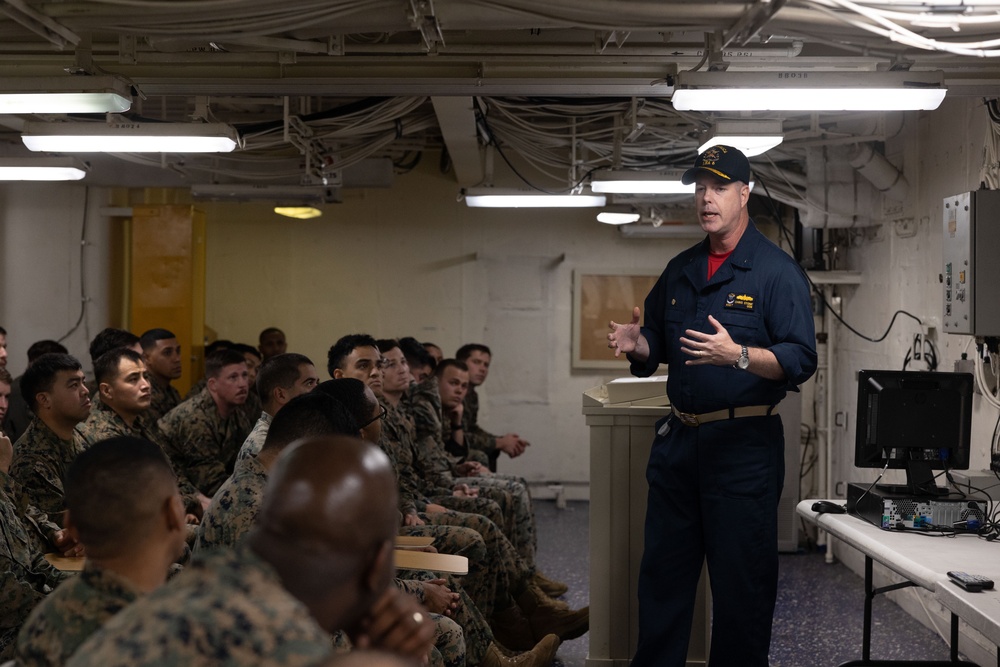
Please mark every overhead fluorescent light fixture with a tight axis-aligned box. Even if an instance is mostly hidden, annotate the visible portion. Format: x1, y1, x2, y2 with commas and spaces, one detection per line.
0, 157, 87, 181
0, 76, 131, 114
464, 188, 605, 208
21, 119, 239, 153
274, 206, 322, 219
597, 205, 641, 225
699, 119, 783, 157
672, 71, 947, 111
591, 170, 694, 195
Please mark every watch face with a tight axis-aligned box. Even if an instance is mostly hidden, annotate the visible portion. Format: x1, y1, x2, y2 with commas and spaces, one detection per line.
738, 356, 750, 370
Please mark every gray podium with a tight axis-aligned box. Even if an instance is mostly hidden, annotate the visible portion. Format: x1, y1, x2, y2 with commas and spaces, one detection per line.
583, 386, 710, 667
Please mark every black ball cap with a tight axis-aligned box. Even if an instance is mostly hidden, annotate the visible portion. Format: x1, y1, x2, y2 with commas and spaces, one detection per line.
681, 144, 751, 185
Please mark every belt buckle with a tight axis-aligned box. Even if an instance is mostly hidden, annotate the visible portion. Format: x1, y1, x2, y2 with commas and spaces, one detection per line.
676, 411, 699, 427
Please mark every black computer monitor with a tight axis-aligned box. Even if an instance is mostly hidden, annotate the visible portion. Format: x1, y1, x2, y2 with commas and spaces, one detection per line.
855, 370, 974, 496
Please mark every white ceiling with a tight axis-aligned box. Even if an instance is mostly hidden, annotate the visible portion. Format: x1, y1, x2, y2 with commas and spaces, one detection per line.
2, 0, 999, 198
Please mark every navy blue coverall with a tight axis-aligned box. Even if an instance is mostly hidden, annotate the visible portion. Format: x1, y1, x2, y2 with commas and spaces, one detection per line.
628, 221, 817, 667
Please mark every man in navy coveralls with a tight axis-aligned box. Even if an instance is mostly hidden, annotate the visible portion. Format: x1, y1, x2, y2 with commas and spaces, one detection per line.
607, 145, 817, 667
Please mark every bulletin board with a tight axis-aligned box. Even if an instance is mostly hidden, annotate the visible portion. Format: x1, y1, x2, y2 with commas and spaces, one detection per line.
572, 270, 660, 370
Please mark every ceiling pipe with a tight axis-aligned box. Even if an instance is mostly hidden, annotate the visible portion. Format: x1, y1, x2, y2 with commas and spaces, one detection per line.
848, 142, 908, 201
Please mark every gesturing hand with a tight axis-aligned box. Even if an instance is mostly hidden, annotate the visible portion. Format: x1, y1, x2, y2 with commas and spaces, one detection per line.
679, 315, 739, 366
608, 306, 642, 358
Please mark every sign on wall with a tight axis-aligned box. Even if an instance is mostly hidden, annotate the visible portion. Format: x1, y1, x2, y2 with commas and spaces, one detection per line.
572, 269, 660, 370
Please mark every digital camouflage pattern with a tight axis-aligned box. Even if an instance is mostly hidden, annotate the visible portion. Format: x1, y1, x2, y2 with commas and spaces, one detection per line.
397, 570, 493, 666
0, 470, 69, 660
378, 397, 443, 515
9, 418, 87, 527
235, 411, 270, 463
157, 389, 256, 497
16, 562, 139, 667
193, 454, 267, 554
78, 400, 204, 511
461, 387, 498, 458
429, 613, 464, 667
147, 379, 181, 424
406, 381, 536, 568
65, 544, 334, 667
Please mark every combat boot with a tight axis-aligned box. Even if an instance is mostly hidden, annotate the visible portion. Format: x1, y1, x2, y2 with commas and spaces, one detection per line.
490, 604, 536, 652
533, 571, 568, 597
524, 582, 567, 609
481, 634, 560, 667
516, 585, 589, 642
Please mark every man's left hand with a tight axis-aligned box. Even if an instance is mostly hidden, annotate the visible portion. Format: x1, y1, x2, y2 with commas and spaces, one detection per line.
496, 433, 528, 458
680, 315, 740, 366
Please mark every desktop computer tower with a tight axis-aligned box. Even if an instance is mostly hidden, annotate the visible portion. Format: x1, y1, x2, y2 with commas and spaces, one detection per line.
847, 482, 987, 531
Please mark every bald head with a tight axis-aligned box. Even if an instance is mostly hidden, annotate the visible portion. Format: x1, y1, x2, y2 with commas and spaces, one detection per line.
248, 436, 398, 633
313, 651, 419, 667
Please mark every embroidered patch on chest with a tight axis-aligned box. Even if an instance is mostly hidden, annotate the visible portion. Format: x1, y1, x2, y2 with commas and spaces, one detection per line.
724, 292, 756, 311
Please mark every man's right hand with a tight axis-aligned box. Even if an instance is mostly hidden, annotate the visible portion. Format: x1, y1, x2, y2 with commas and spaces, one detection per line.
403, 512, 425, 527
351, 588, 436, 663
424, 503, 447, 514
608, 306, 647, 359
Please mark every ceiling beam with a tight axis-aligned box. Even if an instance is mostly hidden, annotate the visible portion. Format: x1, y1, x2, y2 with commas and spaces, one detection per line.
431, 96, 483, 186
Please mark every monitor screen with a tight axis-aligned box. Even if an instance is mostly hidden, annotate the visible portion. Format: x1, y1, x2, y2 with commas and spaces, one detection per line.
855, 370, 973, 495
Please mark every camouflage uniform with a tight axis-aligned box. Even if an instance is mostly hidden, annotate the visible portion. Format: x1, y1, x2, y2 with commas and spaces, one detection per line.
397, 570, 493, 667
381, 396, 531, 618
147, 378, 181, 424
384, 394, 508, 531
66, 544, 335, 667
183, 376, 206, 401
10, 418, 88, 527
407, 380, 536, 568
77, 400, 202, 511
462, 387, 498, 460
193, 454, 267, 554
429, 614, 464, 667
235, 411, 270, 463
0, 470, 69, 660
16, 562, 139, 667
157, 389, 256, 497
2, 374, 31, 445
192, 454, 466, 666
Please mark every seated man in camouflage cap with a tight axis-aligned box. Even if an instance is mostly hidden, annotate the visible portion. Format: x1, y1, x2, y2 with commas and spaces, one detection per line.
17, 436, 189, 667
67, 435, 435, 667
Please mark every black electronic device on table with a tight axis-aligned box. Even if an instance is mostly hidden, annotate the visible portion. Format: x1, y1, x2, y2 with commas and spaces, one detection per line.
854, 370, 974, 497
947, 571, 995, 592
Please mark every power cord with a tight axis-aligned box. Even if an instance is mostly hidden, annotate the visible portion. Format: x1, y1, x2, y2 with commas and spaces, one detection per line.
755, 175, 924, 344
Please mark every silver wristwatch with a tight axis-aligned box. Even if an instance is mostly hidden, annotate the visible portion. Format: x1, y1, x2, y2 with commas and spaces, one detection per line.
734, 344, 750, 370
